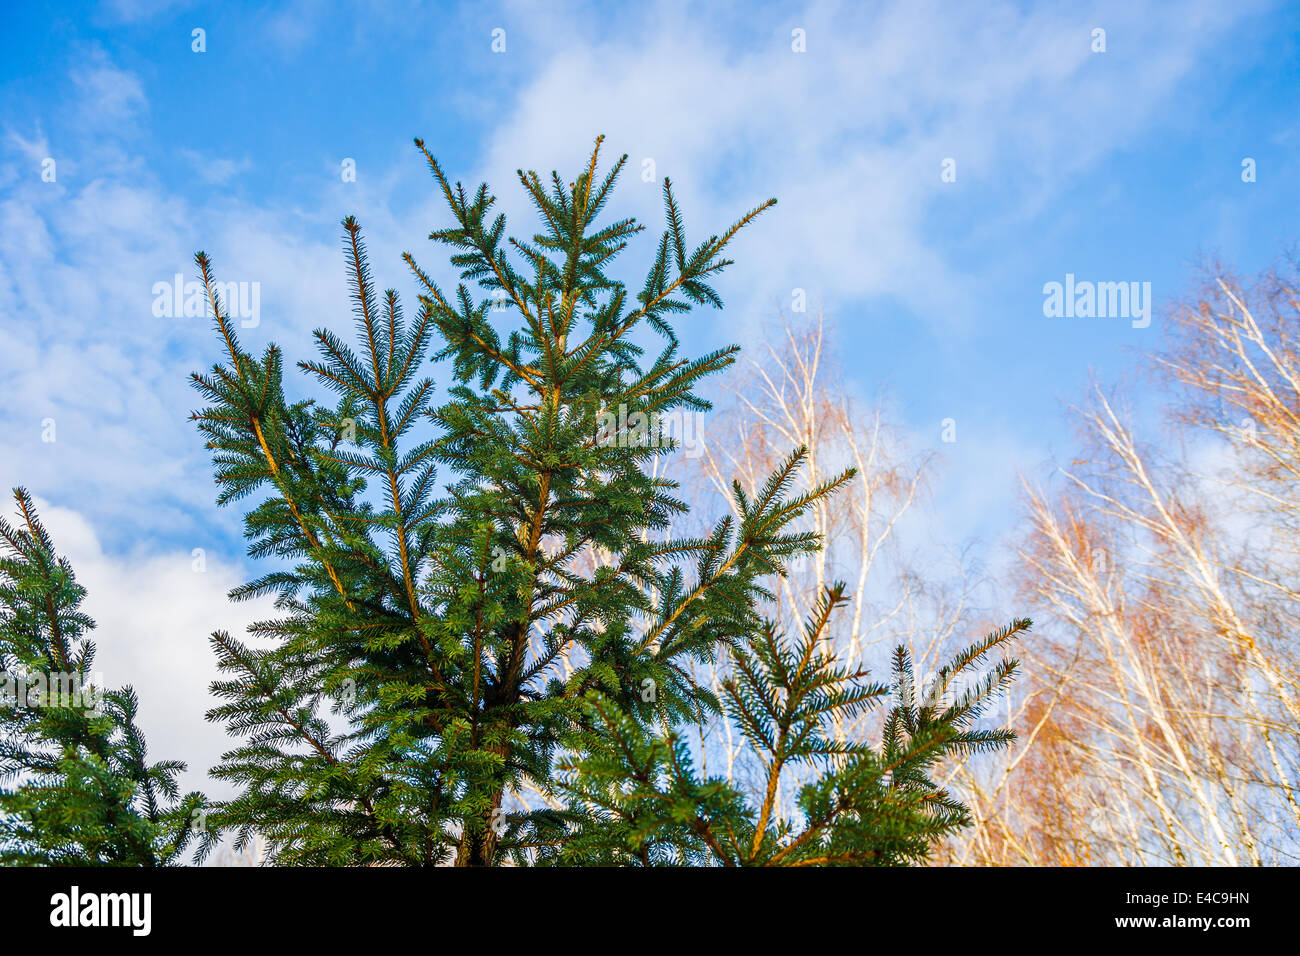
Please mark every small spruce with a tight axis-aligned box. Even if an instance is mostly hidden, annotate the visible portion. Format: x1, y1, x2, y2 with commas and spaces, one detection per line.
0, 489, 204, 865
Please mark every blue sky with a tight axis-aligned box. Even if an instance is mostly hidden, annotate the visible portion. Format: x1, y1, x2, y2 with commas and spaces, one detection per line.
1, 0, 1297, 790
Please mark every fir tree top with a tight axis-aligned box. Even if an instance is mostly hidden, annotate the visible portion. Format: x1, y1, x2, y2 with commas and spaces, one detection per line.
182, 135, 1028, 866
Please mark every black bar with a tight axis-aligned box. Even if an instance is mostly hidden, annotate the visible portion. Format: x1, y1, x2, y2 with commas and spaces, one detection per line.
1, 865, 1276, 943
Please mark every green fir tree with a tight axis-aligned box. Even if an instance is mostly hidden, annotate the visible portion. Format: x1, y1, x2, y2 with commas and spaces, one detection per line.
187, 135, 1031, 866
0, 489, 204, 865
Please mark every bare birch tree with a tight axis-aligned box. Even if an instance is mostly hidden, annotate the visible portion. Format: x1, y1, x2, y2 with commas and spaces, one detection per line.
946, 258, 1300, 866
686, 310, 1000, 827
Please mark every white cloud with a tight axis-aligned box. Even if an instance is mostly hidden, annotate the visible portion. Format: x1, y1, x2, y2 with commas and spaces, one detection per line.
472, 0, 1256, 332
0, 56, 348, 548
70, 48, 148, 135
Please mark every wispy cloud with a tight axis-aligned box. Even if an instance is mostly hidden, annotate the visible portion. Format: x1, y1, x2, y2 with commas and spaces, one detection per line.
472, 0, 1254, 331
70, 48, 148, 133
178, 149, 253, 185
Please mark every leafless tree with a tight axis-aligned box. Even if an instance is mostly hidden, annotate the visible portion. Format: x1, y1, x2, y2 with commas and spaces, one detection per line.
945, 258, 1300, 866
